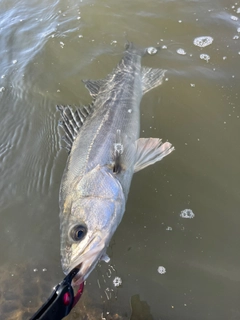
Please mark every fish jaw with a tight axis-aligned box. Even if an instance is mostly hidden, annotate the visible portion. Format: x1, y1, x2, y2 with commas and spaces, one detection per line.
66, 234, 107, 286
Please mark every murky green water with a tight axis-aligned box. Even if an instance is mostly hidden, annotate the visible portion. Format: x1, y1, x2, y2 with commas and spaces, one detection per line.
0, 0, 240, 319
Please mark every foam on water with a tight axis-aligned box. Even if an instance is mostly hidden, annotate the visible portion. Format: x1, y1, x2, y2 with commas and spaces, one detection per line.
113, 276, 122, 287
193, 36, 213, 48
177, 48, 186, 55
157, 266, 166, 274
147, 46, 158, 55
180, 209, 195, 219
200, 53, 210, 62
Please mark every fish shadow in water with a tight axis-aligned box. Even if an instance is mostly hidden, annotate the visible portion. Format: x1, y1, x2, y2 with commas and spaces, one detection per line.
130, 294, 154, 320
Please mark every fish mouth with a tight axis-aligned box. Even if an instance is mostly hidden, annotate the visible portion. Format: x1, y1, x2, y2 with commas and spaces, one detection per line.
69, 235, 106, 286
72, 267, 83, 286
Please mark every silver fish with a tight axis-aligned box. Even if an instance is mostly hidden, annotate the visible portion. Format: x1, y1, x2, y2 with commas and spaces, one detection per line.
58, 43, 174, 285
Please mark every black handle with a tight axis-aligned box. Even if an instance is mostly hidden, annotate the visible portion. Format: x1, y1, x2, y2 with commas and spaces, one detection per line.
30, 268, 80, 320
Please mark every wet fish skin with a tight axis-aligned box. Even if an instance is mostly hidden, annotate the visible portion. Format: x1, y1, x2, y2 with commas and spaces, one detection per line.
59, 43, 174, 284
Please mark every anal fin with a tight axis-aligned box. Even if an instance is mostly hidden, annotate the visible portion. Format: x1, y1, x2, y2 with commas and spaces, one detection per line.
134, 138, 174, 173
141, 68, 166, 94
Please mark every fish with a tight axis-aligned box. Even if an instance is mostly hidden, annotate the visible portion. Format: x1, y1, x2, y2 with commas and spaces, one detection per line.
57, 42, 174, 286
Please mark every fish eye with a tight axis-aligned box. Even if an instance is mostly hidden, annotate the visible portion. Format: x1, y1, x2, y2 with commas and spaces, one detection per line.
70, 225, 87, 241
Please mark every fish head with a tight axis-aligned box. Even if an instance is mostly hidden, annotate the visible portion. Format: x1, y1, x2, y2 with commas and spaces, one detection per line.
60, 167, 125, 285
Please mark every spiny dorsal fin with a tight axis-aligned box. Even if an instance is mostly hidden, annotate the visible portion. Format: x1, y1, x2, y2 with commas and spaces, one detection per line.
82, 79, 106, 98
57, 104, 93, 153
141, 68, 166, 94
134, 138, 174, 173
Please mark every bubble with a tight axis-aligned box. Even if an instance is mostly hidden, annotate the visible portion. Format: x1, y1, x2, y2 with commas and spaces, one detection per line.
177, 48, 186, 55
113, 276, 122, 287
12, 60, 17, 64
128, 109, 132, 113
200, 53, 210, 62
193, 36, 213, 47
157, 266, 166, 274
33, 268, 38, 272
180, 209, 195, 219
166, 226, 172, 231
162, 45, 167, 49
233, 35, 239, 39
238, 27, 240, 33
42, 268, 47, 272
0, 87, 5, 92
237, 7, 240, 13
147, 47, 158, 55
231, 15, 238, 21
190, 83, 195, 87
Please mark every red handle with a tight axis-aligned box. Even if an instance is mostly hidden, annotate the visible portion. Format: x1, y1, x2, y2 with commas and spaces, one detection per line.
73, 282, 84, 308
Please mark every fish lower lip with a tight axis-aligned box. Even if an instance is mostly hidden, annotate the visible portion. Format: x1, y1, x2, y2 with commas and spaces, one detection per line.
72, 268, 83, 286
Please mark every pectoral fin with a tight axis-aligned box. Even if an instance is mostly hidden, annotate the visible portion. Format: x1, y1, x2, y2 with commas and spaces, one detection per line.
141, 68, 166, 94
134, 138, 174, 173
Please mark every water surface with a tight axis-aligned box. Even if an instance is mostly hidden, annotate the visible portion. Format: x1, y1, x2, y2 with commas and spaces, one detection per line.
0, 0, 240, 319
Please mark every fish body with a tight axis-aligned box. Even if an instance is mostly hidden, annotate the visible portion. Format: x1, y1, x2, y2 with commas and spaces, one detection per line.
58, 43, 174, 284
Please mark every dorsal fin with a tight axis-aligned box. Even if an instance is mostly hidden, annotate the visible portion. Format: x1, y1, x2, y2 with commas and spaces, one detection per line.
82, 79, 106, 98
57, 104, 93, 153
